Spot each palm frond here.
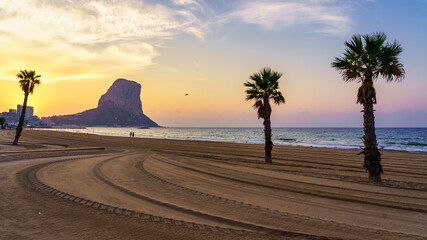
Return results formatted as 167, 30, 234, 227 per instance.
332, 32, 405, 103
272, 90, 285, 104
16, 69, 41, 95
379, 40, 405, 82
331, 57, 361, 82
364, 32, 386, 62
345, 34, 363, 55
244, 67, 285, 117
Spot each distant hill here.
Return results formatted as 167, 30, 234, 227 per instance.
45, 79, 159, 127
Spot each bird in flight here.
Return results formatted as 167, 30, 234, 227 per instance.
185, 93, 189, 96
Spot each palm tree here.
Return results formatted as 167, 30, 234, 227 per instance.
331, 32, 405, 182
13, 70, 41, 145
244, 68, 286, 163
0, 117, 5, 129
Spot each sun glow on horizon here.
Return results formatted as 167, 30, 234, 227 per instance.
1, 0, 426, 127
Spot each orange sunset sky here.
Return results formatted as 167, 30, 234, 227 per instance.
1, 0, 426, 127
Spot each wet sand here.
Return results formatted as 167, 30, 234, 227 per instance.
1, 129, 426, 239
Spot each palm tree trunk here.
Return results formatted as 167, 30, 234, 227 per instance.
13, 93, 28, 145
263, 98, 272, 163
362, 100, 382, 183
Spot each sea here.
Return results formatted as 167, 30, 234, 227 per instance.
39, 127, 427, 153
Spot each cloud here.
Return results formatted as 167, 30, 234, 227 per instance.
0, 0, 206, 82
223, 0, 351, 35
171, 0, 215, 40
171, 0, 215, 16
171, 0, 201, 8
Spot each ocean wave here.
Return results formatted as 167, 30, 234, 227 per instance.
403, 142, 427, 147
277, 138, 297, 142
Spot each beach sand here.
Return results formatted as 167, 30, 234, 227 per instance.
1, 129, 426, 239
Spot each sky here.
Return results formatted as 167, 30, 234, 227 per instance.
0, 0, 426, 127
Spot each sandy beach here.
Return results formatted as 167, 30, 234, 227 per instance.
1, 129, 426, 239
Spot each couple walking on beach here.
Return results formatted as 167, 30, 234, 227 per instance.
130, 131, 135, 137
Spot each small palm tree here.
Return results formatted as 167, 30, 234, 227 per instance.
13, 70, 41, 145
332, 32, 405, 182
244, 68, 285, 163
0, 117, 5, 129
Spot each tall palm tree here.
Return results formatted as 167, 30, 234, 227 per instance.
13, 70, 41, 145
331, 32, 405, 182
244, 68, 285, 163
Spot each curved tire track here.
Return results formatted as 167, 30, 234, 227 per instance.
150, 153, 427, 213
18, 151, 337, 240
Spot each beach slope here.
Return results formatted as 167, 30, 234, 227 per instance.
1, 130, 426, 239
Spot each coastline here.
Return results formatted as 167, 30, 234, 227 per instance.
1, 129, 426, 239
34, 127, 427, 153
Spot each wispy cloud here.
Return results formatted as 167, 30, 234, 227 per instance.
170, 0, 215, 40
222, 0, 351, 35
171, 0, 201, 9
0, 0, 207, 82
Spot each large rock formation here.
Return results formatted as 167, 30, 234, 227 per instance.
46, 79, 159, 127
98, 79, 143, 115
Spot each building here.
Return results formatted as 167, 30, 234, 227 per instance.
41, 117, 53, 126
9, 109, 17, 114
17, 105, 33, 118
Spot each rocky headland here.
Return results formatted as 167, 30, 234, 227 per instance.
45, 79, 159, 127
